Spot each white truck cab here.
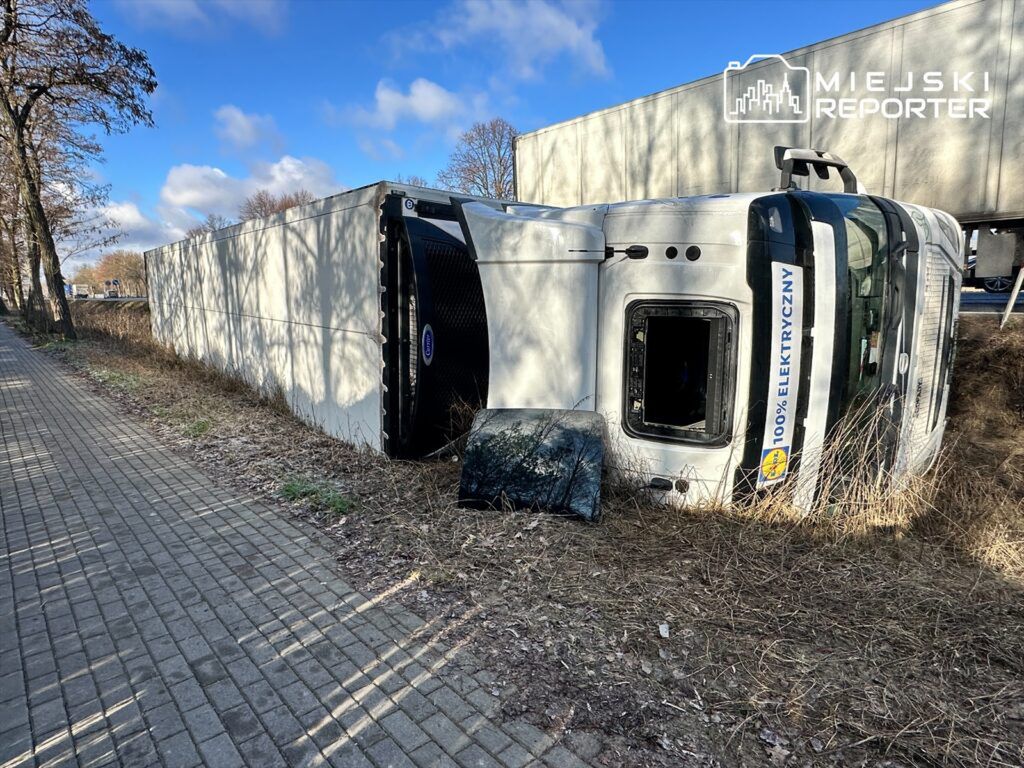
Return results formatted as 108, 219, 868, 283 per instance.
456, 148, 963, 511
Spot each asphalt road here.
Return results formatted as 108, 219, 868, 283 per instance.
960, 289, 1023, 314
73, 296, 145, 302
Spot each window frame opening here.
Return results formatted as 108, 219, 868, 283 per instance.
622, 300, 739, 446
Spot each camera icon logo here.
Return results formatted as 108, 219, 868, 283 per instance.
723, 54, 811, 124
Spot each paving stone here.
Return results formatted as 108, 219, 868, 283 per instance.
394, 688, 438, 723
242, 677, 284, 715
156, 729, 201, 768
157, 655, 192, 684
368, 736, 420, 768
189, 655, 228, 686
541, 746, 592, 768
204, 678, 245, 711
496, 741, 534, 768
225, 656, 262, 687
220, 702, 263, 744
0, 726, 35, 765
278, 680, 320, 717
237, 733, 288, 768
380, 710, 431, 752
327, 739, 377, 768
169, 679, 208, 712
27, 694, 65, 737
76, 729, 118, 767
198, 732, 245, 767
429, 687, 477, 725
462, 717, 512, 757
410, 742, 461, 768
144, 701, 186, 742
0, 323, 590, 768
281, 733, 326, 766
455, 744, 504, 768
259, 705, 305, 749
501, 721, 555, 755
305, 712, 347, 753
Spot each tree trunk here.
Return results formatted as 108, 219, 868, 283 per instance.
10, 244, 23, 308
26, 140, 75, 338
22, 212, 47, 329
4, 114, 75, 338
2, 192, 25, 310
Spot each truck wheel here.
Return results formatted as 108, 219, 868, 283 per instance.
983, 276, 1013, 293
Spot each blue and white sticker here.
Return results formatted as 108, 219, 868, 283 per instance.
421, 324, 434, 366
757, 263, 804, 488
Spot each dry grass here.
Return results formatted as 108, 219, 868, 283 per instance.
920, 316, 1024, 577
26, 305, 1024, 766
67, 299, 153, 345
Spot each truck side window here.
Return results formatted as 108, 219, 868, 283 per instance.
623, 301, 738, 446
824, 195, 890, 407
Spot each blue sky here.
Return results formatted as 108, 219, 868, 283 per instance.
85, 0, 936, 261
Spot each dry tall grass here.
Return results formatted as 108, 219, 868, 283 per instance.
68, 299, 153, 345
923, 315, 1024, 577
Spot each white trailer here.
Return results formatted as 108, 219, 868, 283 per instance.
146, 182, 493, 456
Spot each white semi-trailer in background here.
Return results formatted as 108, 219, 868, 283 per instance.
146, 149, 962, 519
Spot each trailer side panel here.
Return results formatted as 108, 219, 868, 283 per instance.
147, 184, 386, 449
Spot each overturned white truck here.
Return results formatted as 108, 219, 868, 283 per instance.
146, 148, 962, 520
456, 148, 964, 518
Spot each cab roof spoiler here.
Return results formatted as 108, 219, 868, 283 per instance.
774, 146, 860, 194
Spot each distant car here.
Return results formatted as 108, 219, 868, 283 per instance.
964, 253, 1019, 293
74, 292, 88, 299
105, 290, 119, 298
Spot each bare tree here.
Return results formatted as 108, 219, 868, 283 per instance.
394, 174, 430, 188
0, 146, 23, 308
437, 118, 517, 200
0, 0, 156, 337
238, 189, 277, 221
29, 103, 121, 265
89, 248, 144, 296
0, 91, 114, 318
238, 188, 315, 221
185, 213, 232, 239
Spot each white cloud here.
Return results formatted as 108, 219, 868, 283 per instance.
113, 0, 286, 35
214, 105, 282, 151
357, 137, 404, 161
85, 201, 191, 257
353, 78, 469, 130
210, 0, 286, 34
160, 155, 341, 219
434, 0, 606, 79
73, 155, 344, 264
161, 165, 245, 218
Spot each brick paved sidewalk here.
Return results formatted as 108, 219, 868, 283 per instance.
0, 322, 590, 768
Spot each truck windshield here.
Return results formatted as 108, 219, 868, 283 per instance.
825, 195, 891, 410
